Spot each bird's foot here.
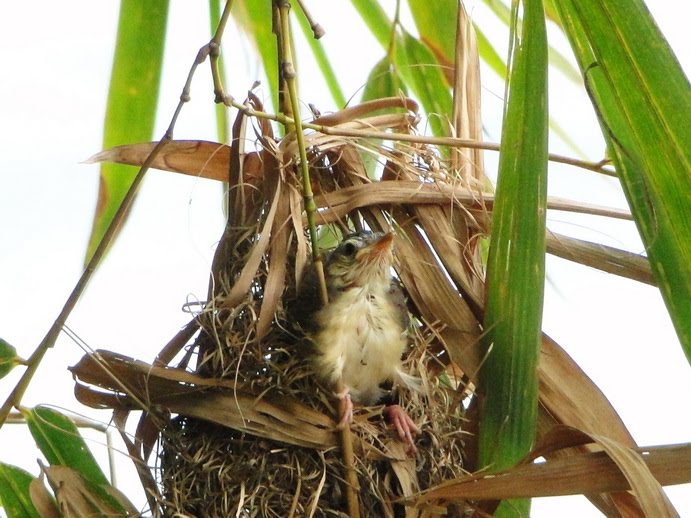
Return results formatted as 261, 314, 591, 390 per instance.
383, 404, 420, 455
335, 389, 353, 430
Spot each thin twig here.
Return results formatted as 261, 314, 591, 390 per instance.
0, 19, 217, 428
219, 97, 616, 176
295, 0, 325, 39
276, 2, 360, 516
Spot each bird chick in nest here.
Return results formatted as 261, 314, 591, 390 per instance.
294, 231, 422, 454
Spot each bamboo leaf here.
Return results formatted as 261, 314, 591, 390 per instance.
362, 56, 408, 102
21, 407, 109, 488
0, 463, 40, 518
84, 0, 169, 265
351, 0, 451, 136
478, 0, 548, 515
0, 338, 24, 380
552, 0, 691, 361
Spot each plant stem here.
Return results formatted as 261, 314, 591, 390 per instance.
0, 26, 218, 429
276, 2, 360, 516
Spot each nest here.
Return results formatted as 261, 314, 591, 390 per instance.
72, 94, 487, 516
158, 302, 469, 516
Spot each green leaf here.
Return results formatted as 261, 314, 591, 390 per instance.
393, 30, 452, 137
85, 0, 169, 265
478, 0, 548, 513
22, 407, 109, 487
552, 0, 691, 362
0, 463, 40, 518
362, 56, 408, 102
350, 0, 390, 46
359, 56, 408, 177
351, 0, 452, 136
0, 338, 24, 379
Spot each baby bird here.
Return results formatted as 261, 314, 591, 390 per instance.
294, 231, 421, 453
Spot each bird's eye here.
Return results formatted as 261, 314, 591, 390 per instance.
342, 242, 357, 257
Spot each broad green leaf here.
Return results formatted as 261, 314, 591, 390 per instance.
0, 463, 40, 518
85, 0, 169, 265
0, 338, 24, 379
295, 8, 347, 109
22, 407, 109, 487
359, 56, 408, 177
478, 0, 548, 514
552, 0, 691, 361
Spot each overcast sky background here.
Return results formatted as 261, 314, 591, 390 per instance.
0, 1, 689, 516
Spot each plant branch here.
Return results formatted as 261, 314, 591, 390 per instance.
276, 2, 359, 516
0, 29, 212, 429
219, 96, 615, 176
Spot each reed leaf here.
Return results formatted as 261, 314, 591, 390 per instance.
478, 0, 548, 515
84, 0, 168, 265
552, 0, 691, 362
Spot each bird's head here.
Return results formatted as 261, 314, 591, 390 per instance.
324, 231, 395, 292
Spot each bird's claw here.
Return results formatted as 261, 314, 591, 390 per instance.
383, 404, 420, 455
335, 391, 353, 430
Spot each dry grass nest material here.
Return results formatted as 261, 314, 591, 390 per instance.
73, 95, 486, 516
159, 296, 469, 517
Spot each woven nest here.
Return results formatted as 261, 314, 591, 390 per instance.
159, 300, 469, 516
151, 96, 484, 517
72, 94, 487, 516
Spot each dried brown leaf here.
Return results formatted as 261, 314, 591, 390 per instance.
311, 96, 419, 126
416, 427, 689, 513
547, 231, 654, 285
29, 477, 60, 518
86, 140, 232, 182
71, 351, 337, 450
40, 463, 138, 517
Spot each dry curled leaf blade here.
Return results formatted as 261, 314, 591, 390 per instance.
415, 426, 689, 513
71, 351, 337, 450
86, 140, 234, 182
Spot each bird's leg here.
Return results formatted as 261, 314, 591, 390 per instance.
383, 404, 420, 455
335, 387, 354, 430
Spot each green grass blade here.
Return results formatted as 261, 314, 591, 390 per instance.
84, 0, 169, 265
478, 0, 548, 514
350, 0, 390, 46
351, 0, 452, 136
0, 463, 40, 518
553, 0, 691, 361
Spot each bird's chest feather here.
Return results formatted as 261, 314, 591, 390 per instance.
314, 286, 406, 404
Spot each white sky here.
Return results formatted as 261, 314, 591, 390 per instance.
0, 1, 689, 516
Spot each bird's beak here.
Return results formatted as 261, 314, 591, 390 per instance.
356, 232, 394, 263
